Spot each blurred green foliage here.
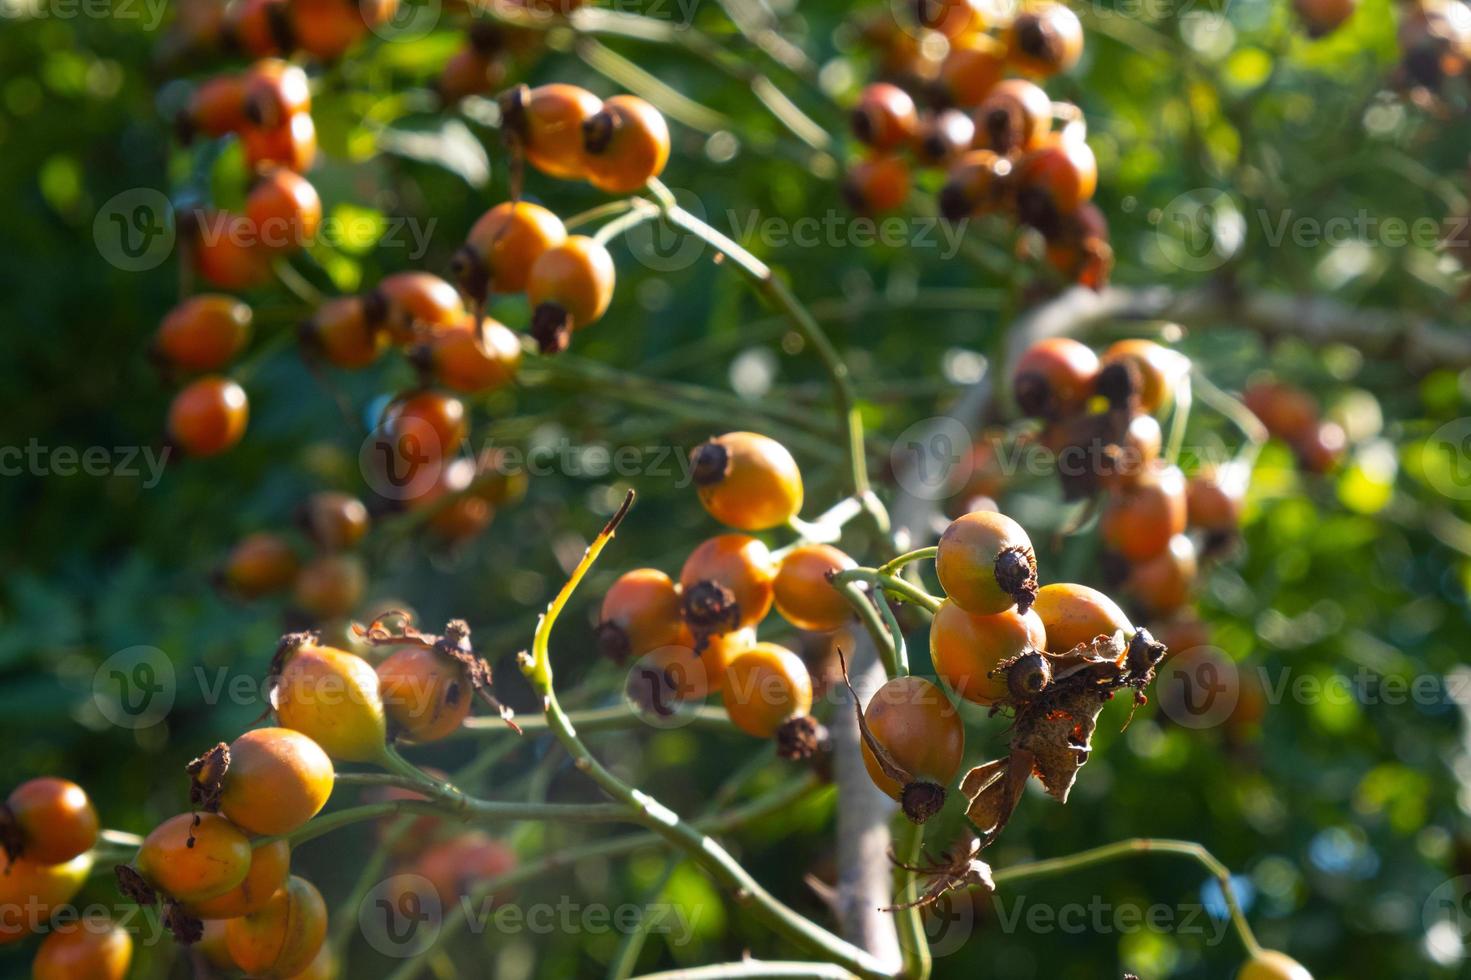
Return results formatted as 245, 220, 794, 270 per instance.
2, 0, 1471, 977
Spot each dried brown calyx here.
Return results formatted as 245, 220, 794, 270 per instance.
354, 613, 521, 734
993, 546, 1038, 613
186, 742, 231, 814
967, 630, 1165, 839
595, 621, 633, 664
1095, 359, 1141, 413
450, 245, 489, 306
1013, 13, 1065, 67
581, 109, 618, 155
776, 714, 828, 762
886, 832, 995, 911
900, 630, 1167, 909
163, 902, 204, 945
690, 441, 730, 487
530, 303, 573, 355
114, 865, 157, 907
681, 580, 740, 643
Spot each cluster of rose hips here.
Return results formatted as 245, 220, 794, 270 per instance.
1244, 376, 1347, 475
595, 431, 857, 758
6, 623, 516, 977
153, 294, 254, 457
0, 778, 128, 977
167, 0, 399, 63
435, 22, 543, 107
1395, 0, 1471, 99
178, 58, 322, 286
1002, 336, 1244, 637
847, 0, 1110, 289
219, 490, 370, 623
157, 75, 669, 467
863, 508, 1164, 823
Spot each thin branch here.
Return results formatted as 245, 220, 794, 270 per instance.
1009, 283, 1471, 374
989, 837, 1263, 959
518, 495, 896, 980
383, 775, 829, 980
651, 182, 887, 532
631, 963, 860, 979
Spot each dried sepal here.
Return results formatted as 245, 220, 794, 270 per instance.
353, 613, 521, 733
186, 742, 231, 813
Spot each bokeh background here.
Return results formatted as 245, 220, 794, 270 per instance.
3, 0, 1471, 976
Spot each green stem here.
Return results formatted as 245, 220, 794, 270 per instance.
877, 547, 937, 578
607, 859, 680, 980
383, 775, 827, 980
990, 838, 1263, 959
1192, 366, 1268, 471
630, 964, 859, 979
517, 494, 894, 979
833, 569, 942, 615
831, 577, 900, 680
778, 496, 865, 554
1165, 374, 1193, 467
98, 828, 144, 849
892, 819, 931, 980
565, 198, 642, 231
276, 796, 632, 848
459, 701, 734, 735
592, 201, 661, 246
576, 37, 732, 134
649, 179, 887, 534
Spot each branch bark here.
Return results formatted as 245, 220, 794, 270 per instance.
831, 632, 902, 970
1008, 283, 1471, 373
